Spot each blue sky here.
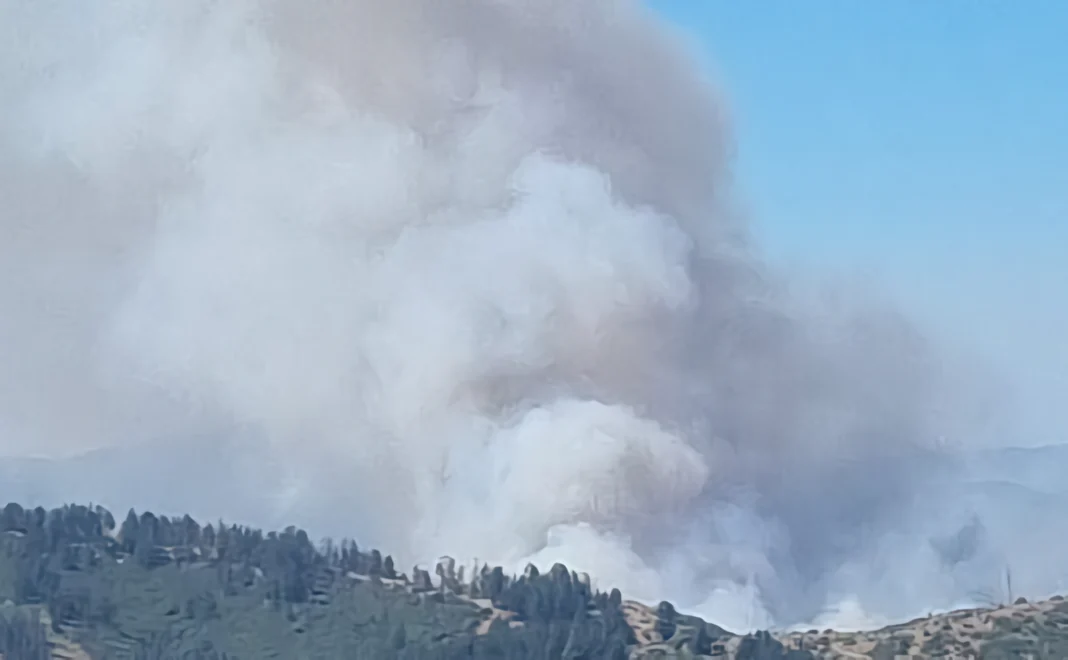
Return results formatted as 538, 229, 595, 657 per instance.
651, 1, 1067, 446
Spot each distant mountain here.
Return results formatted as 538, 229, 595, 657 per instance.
962, 443, 1068, 496
7, 440, 1066, 522
0, 435, 274, 527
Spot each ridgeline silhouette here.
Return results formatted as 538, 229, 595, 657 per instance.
0, 501, 744, 659
4, 501, 1068, 659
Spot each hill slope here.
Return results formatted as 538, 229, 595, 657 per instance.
2, 502, 1067, 659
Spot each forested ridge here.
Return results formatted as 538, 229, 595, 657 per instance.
5, 502, 1068, 659
0, 501, 787, 659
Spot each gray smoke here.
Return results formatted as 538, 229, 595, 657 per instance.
0, 0, 1040, 630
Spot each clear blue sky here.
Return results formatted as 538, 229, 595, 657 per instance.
650, 1, 1067, 446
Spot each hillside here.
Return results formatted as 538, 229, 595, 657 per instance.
2, 502, 1067, 659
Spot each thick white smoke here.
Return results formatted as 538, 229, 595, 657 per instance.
0, 0, 1041, 631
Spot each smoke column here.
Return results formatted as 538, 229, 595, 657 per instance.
0, 0, 1021, 629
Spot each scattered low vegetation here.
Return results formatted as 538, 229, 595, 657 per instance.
2, 501, 1066, 659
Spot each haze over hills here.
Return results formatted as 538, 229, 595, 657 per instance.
4, 499, 1068, 659
1, 0, 1062, 639
5, 440, 1068, 636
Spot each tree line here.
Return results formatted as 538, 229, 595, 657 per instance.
3, 501, 733, 659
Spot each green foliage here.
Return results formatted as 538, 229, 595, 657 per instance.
0, 603, 51, 659
0, 501, 665, 659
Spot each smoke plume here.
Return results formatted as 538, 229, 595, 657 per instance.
0, 0, 1030, 630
